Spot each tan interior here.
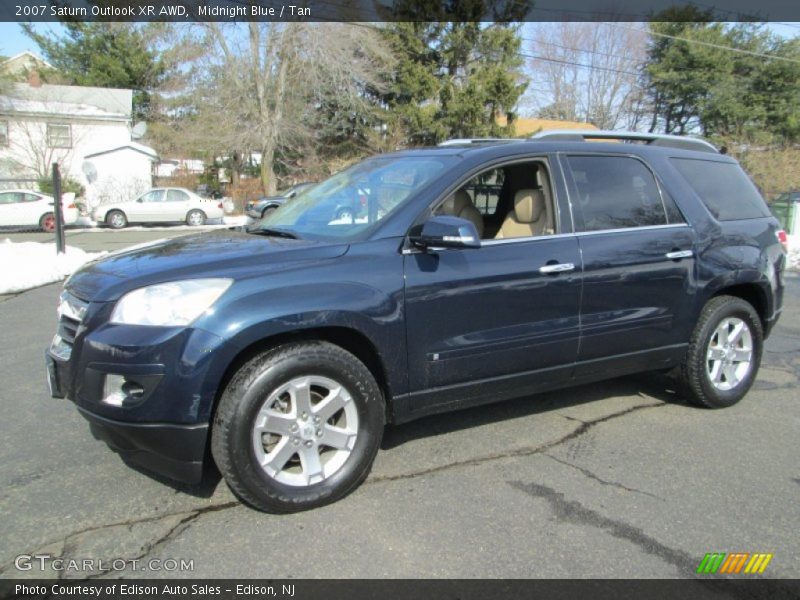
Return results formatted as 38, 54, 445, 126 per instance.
440, 190, 485, 238
495, 189, 553, 239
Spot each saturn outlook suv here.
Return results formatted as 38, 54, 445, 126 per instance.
46, 131, 786, 512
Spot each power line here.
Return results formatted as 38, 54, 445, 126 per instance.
605, 23, 800, 65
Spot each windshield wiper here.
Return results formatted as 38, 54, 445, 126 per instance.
250, 227, 300, 239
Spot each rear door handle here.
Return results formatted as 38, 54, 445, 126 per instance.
539, 262, 575, 274
665, 250, 693, 260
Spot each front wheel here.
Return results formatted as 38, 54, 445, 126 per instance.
677, 295, 763, 408
186, 209, 206, 226
211, 341, 384, 512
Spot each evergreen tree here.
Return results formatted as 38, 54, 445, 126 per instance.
382, 2, 528, 146
22, 23, 166, 121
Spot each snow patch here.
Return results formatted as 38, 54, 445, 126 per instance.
0, 240, 106, 294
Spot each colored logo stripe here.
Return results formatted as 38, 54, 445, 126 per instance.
697, 553, 726, 574
744, 554, 774, 574
719, 553, 749, 574
697, 552, 773, 574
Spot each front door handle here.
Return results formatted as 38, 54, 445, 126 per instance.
665, 250, 693, 260
539, 262, 576, 274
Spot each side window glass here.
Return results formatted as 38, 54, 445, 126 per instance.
166, 189, 189, 202
659, 186, 685, 224
567, 156, 667, 231
461, 169, 504, 216
0, 193, 18, 204
140, 190, 165, 203
23, 193, 41, 203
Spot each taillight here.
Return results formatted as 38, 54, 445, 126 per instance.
776, 230, 789, 253
67, 203, 76, 209
217, 202, 223, 209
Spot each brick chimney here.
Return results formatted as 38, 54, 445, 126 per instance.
28, 70, 42, 88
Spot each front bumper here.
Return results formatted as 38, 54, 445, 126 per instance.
78, 406, 208, 484
46, 296, 235, 484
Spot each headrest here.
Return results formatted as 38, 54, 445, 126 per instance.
441, 190, 474, 216
514, 189, 545, 223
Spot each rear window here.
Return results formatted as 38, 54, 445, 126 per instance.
671, 158, 769, 220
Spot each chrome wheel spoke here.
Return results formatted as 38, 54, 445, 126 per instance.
322, 424, 356, 450
722, 364, 739, 386
290, 378, 313, 415
707, 347, 726, 360
314, 387, 348, 421
709, 360, 723, 383
299, 446, 324, 483
733, 349, 752, 362
262, 437, 296, 472
254, 410, 294, 436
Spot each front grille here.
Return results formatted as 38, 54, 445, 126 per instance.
52, 291, 89, 359
58, 315, 80, 344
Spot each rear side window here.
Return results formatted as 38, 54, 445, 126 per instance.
566, 155, 669, 231
671, 158, 769, 220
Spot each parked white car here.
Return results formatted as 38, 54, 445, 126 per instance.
93, 188, 225, 229
0, 189, 78, 232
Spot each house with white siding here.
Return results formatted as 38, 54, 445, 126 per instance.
0, 72, 158, 208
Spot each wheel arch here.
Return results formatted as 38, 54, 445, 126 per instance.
704, 275, 771, 332
210, 326, 393, 426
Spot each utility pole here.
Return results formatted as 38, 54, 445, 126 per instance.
52, 163, 65, 254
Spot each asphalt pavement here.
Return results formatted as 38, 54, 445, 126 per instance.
0, 229, 798, 580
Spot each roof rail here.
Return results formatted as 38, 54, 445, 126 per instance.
437, 138, 522, 147
529, 129, 719, 154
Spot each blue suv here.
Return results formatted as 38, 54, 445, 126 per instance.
46, 131, 787, 512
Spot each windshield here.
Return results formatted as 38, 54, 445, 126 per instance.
254, 156, 452, 241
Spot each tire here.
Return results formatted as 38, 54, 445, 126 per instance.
677, 295, 763, 408
261, 206, 277, 219
106, 210, 127, 229
211, 341, 384, 512
186, 209, 207, 226
39, 212, 55, 233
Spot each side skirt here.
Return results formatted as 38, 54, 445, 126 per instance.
390, 344, 687, 425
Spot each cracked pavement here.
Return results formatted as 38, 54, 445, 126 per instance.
0, 237, 798, 578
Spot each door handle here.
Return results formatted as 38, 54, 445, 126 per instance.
665, 250, 693, 260
539, 262, 576, 274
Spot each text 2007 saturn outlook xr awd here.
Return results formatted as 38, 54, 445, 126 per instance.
46, 131, 786, 512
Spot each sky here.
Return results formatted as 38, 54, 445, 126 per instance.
1, 22, 799, 58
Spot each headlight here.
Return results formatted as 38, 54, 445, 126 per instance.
110, 278, 232, 326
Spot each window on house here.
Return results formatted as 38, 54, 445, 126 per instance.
47, 124, 72, 148
0, 121, 8, 146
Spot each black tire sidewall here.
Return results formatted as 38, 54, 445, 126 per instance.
694, 299, 763, 408
218, 345, 383, 510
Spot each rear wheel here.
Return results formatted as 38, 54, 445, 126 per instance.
39, 213, 55, 233
106, 210, 127, 229
677, 295, 763, 408
186, 209, 206, 226
211, 341, 384, 512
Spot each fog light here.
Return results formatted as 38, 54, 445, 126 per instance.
103, 374, 145, 407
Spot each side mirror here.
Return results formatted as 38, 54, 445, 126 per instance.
410, 216, 481, 250
136, 197, 144, 203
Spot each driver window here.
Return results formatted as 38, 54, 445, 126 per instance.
432, 160, 557, 240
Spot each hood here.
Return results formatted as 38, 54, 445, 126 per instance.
67, 228, 348, 302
